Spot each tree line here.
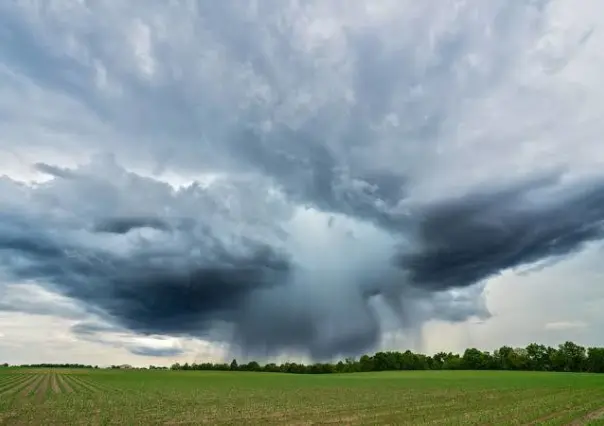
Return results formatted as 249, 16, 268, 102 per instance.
2, 363, 97, 369
3, 341, 604, 374
169, 341, 604, 374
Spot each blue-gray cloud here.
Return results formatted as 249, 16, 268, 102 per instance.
128, 346, 184, 358
1, 0, 604, 359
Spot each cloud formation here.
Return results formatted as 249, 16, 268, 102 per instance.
1, 0, 604, 359
400, 174, 604, 291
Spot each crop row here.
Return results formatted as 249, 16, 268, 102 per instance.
0, 371, 120, 401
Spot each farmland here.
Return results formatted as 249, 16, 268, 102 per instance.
1, 369, 604, 425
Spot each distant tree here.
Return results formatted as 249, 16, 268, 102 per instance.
432, 352, 447, 370
552, 341, 586, 372
462, 348, 492, 370
359, 355, 374, 372
373, 352, 394, 371
245, 361, 261, 372
442, 353, 463, 370
525, 343, 550, 371
462, 348, 480, 370
263, 363, 280, 373
586, 347, 604, 373
57, 340, 604, 376
399, 350, 420, 370
493, 346, 513, 370
344, 358, 359, 372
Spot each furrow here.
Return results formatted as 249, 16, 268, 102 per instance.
0, 374, 38, 396
0, 374, 39, 397
56, 374, 73, 393
69, 375, 118, 394
50, 373, 61, 394
19, 374, 45, 398
0, 374, 31, 392
566, 406, 604, 425
62, 375, 88, 394
34, 373, 51, 402
69, 375, 108, 394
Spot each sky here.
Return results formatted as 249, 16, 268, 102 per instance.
1, 0, 604, 367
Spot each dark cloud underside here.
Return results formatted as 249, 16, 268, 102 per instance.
1, 1, 604, 359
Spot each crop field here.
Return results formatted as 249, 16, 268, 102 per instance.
1, 369, 604, 425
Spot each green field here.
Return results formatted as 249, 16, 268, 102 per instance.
1, 369, 604, 425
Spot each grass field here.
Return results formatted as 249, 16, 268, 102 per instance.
1, 369, 604, 425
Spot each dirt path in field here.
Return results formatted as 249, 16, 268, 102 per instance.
566, 407, 604, 425
523, 405, 584, 426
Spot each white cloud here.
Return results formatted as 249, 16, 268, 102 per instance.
128, 19, 155, 78
545, 321, 588, 331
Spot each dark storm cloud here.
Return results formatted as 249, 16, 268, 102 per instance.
2, 0, 604, 360
232, 280, 384, 360
4, 166, 604, 360
0, 208, 291, 339
235, 126, 408, 233
128, 346, 184, 357
94, 217, 170, 234
399, 176, 604, 291
71, 321, 121, 336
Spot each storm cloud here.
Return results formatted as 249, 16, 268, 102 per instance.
2, 0, 604, 359
2, 159, 604, 359
400, 176, 604, 291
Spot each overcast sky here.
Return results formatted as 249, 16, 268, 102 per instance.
2, 0, 604, 367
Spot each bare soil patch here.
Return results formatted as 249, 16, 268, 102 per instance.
19, 374, 45, 398
50, 373, 61, 394
34, 374, 50, 402
566, 407, 604, 425
56, 374, 74, 393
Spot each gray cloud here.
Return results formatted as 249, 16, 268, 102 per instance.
400, 175, 604, 291
128, 346, 184, 357
71, 321, 121, 337
93, 217, 171, 234
2, 160, 604, 360
0, 206, 291, 340
0, 158, 475, 359
33, 162, 77, 180
1, 1, 604, 360
70, 321, 185, 357
0, 284, 87, 320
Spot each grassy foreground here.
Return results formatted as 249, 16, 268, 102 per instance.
1, 369, 604, 425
